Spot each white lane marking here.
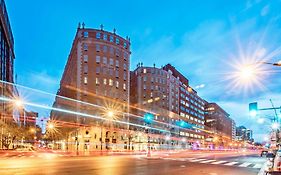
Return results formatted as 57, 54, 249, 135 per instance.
200, 160, 217, 163
190, 159, 207, 162
224, 162, 239, 166
239, 162, 252, 167
180, 165, 186, 168
211, 161, 227, 165
186, 158, 196, 160
253, 164, 263, 169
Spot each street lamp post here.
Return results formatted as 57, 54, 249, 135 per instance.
100, 111, 114, 154
144, 113, 154, 157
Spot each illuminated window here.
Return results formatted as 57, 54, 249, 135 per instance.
84, 77, 88, 84
116, 81, 119, 88
83, 55, 88, 62
123, 83, 126, 90
103, 78, 107, 85
95, 78, 99, 85
143, 69, 147, 73
109, 79, 113, 86
143, 84, 146, 90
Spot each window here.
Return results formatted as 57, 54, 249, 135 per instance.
143, 69, 147, 73
116, 38, 120, 44
116, 60, 119, 67
110, 47, 114, 55
123, 83, 126, 90
144, 84, 146, 90
109, 69, 113, 76
103, 34, 107, 41
143, 76, 147, 81
124, 52, 128, 60
84, 31, 88, 38
109, 58, 114, 66
96, 78, 100, 85
123, 42, 127, 49
84, 44, 88, 51
84, 77, 88, 84
116, 70, 119, 78
116, 49, 120, 57
96, 56, 100, 63
109, 79, 113, 86
103, 78, 107, 85
96, 67, 100, 74
83, 55, 88, 62
110, 35, 114, 42
123, 63, 127, 70
103, 57, 107, 64
96, 44, 100, 52
116, 81, 119, 88
103, 45, 107, 53
96, 32, 101, 39
84, 65, 88, 74
124, 72, 127, 80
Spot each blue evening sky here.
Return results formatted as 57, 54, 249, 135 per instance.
6, 0, 281, 141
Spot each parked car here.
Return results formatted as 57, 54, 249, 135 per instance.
15, 144, 35, 151
262, 150, 269, 157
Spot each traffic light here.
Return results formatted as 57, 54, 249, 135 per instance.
144, 113, 154, 124
249, 102, 258, 117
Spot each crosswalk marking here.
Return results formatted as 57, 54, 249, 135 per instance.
211, 161, 227, 165
190, 158, 207, 162
239, 162, 252, 167
253, 164, 263, 169
200, 160, 216, 163
224, 162, 239, 166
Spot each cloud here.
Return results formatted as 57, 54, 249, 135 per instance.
195, 84, 205, 89
261, 5, 270, 16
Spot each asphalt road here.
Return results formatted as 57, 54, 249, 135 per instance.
0, 150, 266, 175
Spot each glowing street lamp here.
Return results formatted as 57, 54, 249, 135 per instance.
107, 111, 114, 118
48, 123, 54, 129
13, 98, 24, 108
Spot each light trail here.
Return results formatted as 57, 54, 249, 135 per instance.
0, 96, 171, 133
0, 80, 206, 135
